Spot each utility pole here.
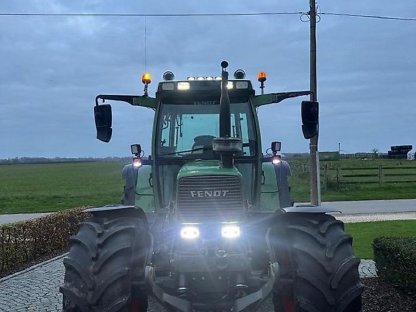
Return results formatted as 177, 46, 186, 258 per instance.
309, 0, 321, 205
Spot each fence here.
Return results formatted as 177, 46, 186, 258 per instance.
321, 165, 416, 188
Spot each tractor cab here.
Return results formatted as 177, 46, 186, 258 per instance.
93, 62, 317, 214
152, 70, 261, 216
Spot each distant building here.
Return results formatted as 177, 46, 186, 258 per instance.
319, 152, 340, 161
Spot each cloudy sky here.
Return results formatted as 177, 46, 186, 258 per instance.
1, 0, 415, 158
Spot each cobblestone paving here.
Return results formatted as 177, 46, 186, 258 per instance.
0, 255, 377, 312
0, 255, 64, 312
359, 259, 378, 278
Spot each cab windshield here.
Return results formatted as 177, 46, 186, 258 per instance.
157, 101, 256, 158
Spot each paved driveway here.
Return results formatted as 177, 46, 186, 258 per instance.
0, 199, 413, 311
0, 254, 377, 312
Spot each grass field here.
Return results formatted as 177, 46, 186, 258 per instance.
1, 158, 416, 214
345, 220, 416, 259
0, 162, 125, 213
0, 161, 414, 259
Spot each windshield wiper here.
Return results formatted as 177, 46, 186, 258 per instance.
159, 146, 210, 156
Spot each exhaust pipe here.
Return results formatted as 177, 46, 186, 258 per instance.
219, 61, 231, 138
214, 61, 243, 168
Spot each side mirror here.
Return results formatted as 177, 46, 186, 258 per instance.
94, 104, 112, 142
271, 141, 281, 154
301, 101, 319, 139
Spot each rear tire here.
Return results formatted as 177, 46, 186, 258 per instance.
269, 213, 363, 312
60, 215, 150, 312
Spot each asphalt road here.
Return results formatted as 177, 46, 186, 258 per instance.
321, 199, 416, 214
1, 199, 415, 225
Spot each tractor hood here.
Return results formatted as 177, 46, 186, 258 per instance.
176, 160, 245, 222
177, 160, 242, 179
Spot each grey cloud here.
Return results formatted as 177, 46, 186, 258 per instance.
1, 0, 416, 157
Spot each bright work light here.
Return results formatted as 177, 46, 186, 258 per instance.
178, 82, 190, 90
272, 156, 281, 165
133, 157, 142, 168
180, 225, 200, 239
221, 224, 241, 239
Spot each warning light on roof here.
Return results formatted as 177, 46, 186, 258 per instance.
142, 72, 152, 84
257, 71, 267, 83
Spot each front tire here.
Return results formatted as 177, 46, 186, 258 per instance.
269, 213, 363, 312
60, 214, 150, 312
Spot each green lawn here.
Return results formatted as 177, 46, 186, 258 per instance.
0, 161, 414, 260
0, 162, 125, 214
2, 159, 416, 214
345, 220, 416, 259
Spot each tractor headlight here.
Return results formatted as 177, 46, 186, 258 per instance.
272, 156, 281, 165
221, 224, 241, 239
133, 157, 142, 168
180, 225, 200, 240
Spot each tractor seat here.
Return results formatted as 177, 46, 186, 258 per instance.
192, 135, 215, 157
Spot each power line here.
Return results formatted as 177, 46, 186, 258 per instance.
0, 11, 415, 22
321, 12, 416, 21
0, 12, 302, 17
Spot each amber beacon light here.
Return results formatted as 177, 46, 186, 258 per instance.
142, 72, 152, 96
257, 71, 267, 94
257, 71, 267, 83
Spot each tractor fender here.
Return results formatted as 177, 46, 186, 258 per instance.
85, 205, 148, 223
281, 204, 341, 214
122, 164, 139, 205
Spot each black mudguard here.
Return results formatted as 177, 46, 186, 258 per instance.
281, 204, 341, 214
85, 205, 148, 223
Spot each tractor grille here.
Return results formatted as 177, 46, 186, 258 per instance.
177, 175, 244, 222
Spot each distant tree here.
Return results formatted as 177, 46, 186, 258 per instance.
371, 148, 379, 158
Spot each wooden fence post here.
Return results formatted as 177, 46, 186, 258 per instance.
379, 165, 383, 186
336, 167, 340, 187
323, 164, 328, 190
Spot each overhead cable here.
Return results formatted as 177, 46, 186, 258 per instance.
0, 11, 415, 22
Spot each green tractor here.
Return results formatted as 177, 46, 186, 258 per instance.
60, 61, 363, 312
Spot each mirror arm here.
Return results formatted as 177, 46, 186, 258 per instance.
95, 94, 157, 109
253, 91, 312, 107
95, 95, 135, 106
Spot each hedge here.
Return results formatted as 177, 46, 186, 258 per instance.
0, 208, 90, 278
373, 236, 416, 296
